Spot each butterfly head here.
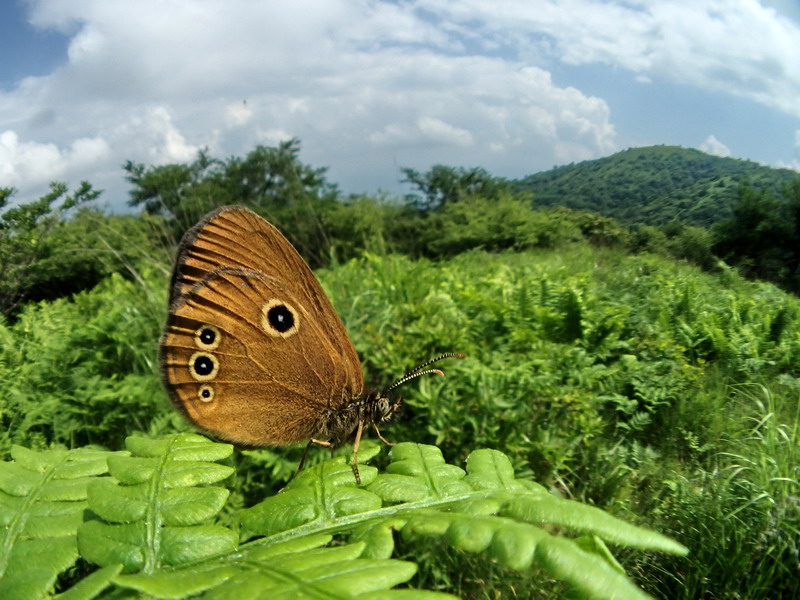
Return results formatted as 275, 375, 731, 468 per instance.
366, 351, 466, 429
320, 352, 464, 449
370, 390, 404, 424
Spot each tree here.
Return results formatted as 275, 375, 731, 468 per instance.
223, 139, 334, 209
124, 149, 225, 228
0, 182, 101, 317
401, 165, 515, 210
125, 139, 341, 266
713, 180, 800, 293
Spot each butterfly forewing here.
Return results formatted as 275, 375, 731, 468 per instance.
160, 206, 364, 447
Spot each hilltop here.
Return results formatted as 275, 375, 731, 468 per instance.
514, 145, 797, 226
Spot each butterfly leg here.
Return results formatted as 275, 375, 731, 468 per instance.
351, 419, 364, 485
296, 440, 314, 475
296, 438, 332, 477
298, 435, 364, 485
373, 424, 395, 447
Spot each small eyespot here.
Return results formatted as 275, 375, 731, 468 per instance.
198, 384, 215, 403
261, 299, 299, 338
195, 325, 220, 350
189, 352, 219, 381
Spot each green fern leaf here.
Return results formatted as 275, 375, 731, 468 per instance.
350, 518, 406, 559
375, 443, 473, 499
463, 447, 546, 492
241, 458, 384, 537
0, 446, 123, 600
30, 436, 685, 599
238, 442, 686, 600
358, 592, 459, 600
112, 535, 441, 599
77, 433, 236, 574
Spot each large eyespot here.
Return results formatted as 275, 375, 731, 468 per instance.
194, 325, 220, 350
198, 384, 215, 403
261, 299, 299, 338
189, 352, 219, 381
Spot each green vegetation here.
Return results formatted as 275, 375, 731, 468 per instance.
516, 145, 797, 226
124, 138, 341, 267
1, 141, 799, 598
713, 179, 800, 294
0, 183, 173, 320
1, 182, 100, 316
1, 435, 684, 599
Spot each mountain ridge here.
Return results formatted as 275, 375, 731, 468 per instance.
514, 145, 797, 226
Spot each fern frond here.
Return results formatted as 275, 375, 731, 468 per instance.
34, 436, 685, 599
0, 445, 125, 600
77, 433, 236, 574
115, 537, 446, 599
69, 435, 449, 598
236, 443, 686, 600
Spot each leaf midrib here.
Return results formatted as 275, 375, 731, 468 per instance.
142, 438, 174, 573
0, 453, 67, 578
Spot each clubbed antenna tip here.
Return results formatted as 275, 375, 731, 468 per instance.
386, 353, 464, 392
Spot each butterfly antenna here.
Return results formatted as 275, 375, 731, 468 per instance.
386, 352, 465, 392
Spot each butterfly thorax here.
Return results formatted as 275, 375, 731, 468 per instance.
315, 391, 402, 450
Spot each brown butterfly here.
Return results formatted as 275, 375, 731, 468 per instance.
159, 205, 461, 483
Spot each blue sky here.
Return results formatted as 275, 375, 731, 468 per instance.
1, 0, 799, 209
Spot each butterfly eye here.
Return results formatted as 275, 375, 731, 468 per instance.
198, 384, 215, 403
194, 325, 221, 350
261, 299, 299, 338
189, 352, 219, 381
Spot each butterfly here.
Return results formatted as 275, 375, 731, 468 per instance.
159, 205, 461, 482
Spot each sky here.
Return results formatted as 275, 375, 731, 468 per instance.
1, 0, 799, 210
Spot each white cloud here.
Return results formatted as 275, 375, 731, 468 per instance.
0, 130, 110, 189
773, 130, 800, 171
0, 0, 619, 204
121, 106, 199, 164
369, 115, 474, 148
417, 117, 474, 147
256, 127, 295, 147
225, 101, 253, 127
699, 134, 731, 157
419, 0, 800, 119
1, 0, 796, 206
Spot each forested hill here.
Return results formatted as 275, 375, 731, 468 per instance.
514, 145, 797, 226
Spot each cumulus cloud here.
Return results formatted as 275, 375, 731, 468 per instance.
116, 106, 199, 164
774, 129, 800, 171
0, 0, 796, 205
419, 0, 800, 119
225, 101, 254, 128
0, 0, 620, 203
0, 130, 109, 189
699, 134, 732, 157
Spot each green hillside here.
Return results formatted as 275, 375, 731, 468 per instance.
515, 145, 797, 226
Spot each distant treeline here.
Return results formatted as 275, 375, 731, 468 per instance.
2, 139, 800, 319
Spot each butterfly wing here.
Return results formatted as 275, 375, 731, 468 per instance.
159, 206, 364, 447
